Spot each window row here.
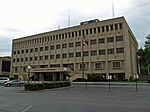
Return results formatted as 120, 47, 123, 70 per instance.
13, 36, 123, 55
13, 48, 124, 62
13, 23, 123, 46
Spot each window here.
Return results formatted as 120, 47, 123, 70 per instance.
93, 28, 96, 33
95, 63, 103, 69
91, 39, 97, 45
30, 57, 33, 61
112, 61, 121, 68
79, 31, 81, 36
50, 55, 54, 59
56, 44, 61, 49
91, 50, 97, 56
98, 38, 105, 44
69, 43, 74, 47
21, 58, 23, 62
99, 49, 105, 55
62, 34, 64, 39
107, 48, 114, 54
107, 37, 114, 43
69, 53, 74, 58
14, 51, 16, 55
102, 26, 105, 32
116, 36, 123, 41
26, 49, 28, 53
82, 30, 85, 36
35, 48, 38, 52
40, 56, 43, 60
35, 57, 38, 61
45, 46, 49, 51
68, 33, 71, 38
119, 23, 123, 29
90, 29, 92, 34
116, 47, 124, 53
17, 58, 19, 62
50, 45, 54, 50
83, 51, 89, 56
62, 44, 67, 48
22, 50, 24, 54
76, 42, 81, 47
115, 24, 118, 30
80, 63, 86, 70
106, 26, 109, 32
56, 54, 60, 59
75, 31, 78, 37
65, 33, 67, 38
30, 49, 33, 53
98, 27, 100, 33
76, 52, 81, 57
110, 25, 113, 31
17, 50, 20, 54
25, 57, 28, 61
13, 59, 15, 62
86, 29, 88, 35
62, 53, 67, 58
45, 55, 48, 60
40, 47, 43, 51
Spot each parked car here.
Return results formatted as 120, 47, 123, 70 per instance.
4, 79, 24, 87
0, 77, 10, 84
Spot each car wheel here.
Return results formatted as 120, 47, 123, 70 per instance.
7, 83, 10, 87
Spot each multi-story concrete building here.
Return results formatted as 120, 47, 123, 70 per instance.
11, 16, 138, 81
0, 56, 11, 77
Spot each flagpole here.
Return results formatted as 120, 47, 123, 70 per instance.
82, 36, 84, 82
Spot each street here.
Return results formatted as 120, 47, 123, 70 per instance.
0, 84, 150, 112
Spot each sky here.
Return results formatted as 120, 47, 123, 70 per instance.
0, 0, 150, 56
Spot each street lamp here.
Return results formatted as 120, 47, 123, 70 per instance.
27, 66, 32, 84
134, 74, 139, 91
108, 75, 112, 91
84, 74, 88, 90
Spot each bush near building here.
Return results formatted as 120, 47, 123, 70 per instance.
87, 73, 105, 82
24, 81, 71, 91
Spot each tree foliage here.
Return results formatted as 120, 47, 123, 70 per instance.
138, 34, 150, 74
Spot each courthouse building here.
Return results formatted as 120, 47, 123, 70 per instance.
11, 16, 138, 81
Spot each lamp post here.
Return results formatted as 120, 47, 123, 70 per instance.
27, 66, 32, 84
66, 76, 69, 90
108, 75, 112, 91
84, 74, 88, 90
134, 74, 139, 91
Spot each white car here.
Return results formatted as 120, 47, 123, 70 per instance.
0, 77, 10, 84
4, 79, 24, 87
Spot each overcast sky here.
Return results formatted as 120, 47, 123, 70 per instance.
0, 0, 150, 56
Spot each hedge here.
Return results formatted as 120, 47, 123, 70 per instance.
24, 81, 71, 91
25, 83, 45, 91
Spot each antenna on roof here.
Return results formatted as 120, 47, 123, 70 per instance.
68, 10, 70, 27
112, 0, 115, 18
58, 24, 60, 29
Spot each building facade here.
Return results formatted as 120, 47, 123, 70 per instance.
0, 56, 11, 77
11, 17, 138, 81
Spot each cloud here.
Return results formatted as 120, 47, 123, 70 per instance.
0, 0, 150, 56
0, 36, 11, 56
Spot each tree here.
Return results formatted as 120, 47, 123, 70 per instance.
138, 34, 150, 74
145, 34, 150, 48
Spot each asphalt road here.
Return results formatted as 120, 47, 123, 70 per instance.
0, 84, 150, 112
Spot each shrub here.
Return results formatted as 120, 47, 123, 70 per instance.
25, 83, 45, 91
24, 81, 71, 91
87, 73, 105, 82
